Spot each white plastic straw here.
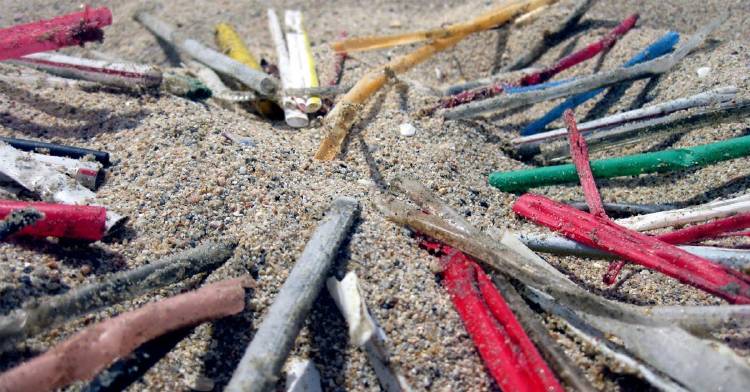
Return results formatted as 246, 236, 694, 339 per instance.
268, 9, 309, 128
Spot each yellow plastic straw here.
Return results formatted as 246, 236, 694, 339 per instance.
214, 23, 278, 117
315, 0, 555, 160
331, 0, 558, 53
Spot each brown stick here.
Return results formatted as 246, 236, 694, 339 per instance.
0, 277, 250, 392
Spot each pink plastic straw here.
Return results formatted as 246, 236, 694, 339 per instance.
0, 277, 250, 392
0, 6, 112, 61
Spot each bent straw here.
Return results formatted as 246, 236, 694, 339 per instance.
512, 86, 738, 146
226, 198, 359, 392
9, 52, 163, 90
442, 29, 685, 120
513, 194, 750, 304
489, 135, 750, 192
0, 242, 236, 343
0, 6, 112, 61
134, 12, 278, 96
0, 277, 249, 392
331, 0, 558, 53
502, 0, 597, 72
268, 9, 309, 127
378, 182, 750, 390
327, 272, 413, 392
0, 207, 42, 241
315, 0, 554, 160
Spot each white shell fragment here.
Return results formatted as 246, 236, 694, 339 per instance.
285, 358, 322, 392
398, 123, 417, 137
696, 66, 711, 78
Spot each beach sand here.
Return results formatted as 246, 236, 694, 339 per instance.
1, 0, 749, 390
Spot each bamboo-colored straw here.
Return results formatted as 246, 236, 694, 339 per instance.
331, 0, 558, 53
315, 0, 555, 160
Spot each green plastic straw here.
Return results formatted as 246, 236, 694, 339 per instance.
489, 135, 750, 192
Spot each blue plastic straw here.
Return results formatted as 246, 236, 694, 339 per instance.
519, 32, 681, 136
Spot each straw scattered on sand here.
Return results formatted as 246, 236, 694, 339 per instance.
1, 0, 749, 390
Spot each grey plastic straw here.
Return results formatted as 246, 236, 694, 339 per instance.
568, 201, 678, 217
443, 15, 723, 120
0, 208, 43, 241
519, 233, 750, 270
539, 99, 750, 163
0, 241, 236, 343
134, 12, 278, 96
226, 197, 360, 392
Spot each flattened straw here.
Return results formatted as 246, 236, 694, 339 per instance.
134, 12, 278, 96
226, 198, 359, 392
331, 0, 559, 53
564, 110, 606, 218
327, 272, 413, 391
285, 11, 322, 113
268, 9, 309, 128
0, 277, 250, 392
512, 86, 738, 146
502, 0, 597, 72
0, 208, 43, 241
315, 0, 555, 160
0, 241, 236, 343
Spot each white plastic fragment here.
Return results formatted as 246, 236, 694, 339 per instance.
398, 123, 417, 137
327, 272, 413, 392
285, 358, 322, 392
696, 66, 711, 78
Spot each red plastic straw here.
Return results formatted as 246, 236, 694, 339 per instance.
519, 14, 639, 86
425, 240, 563, 392
565, 110, 607, 219
513, 193, 750, 304
0, 6, 112, 61
605, 213, 750, 283
436, 13, 638, 111
0, 200, 106, 241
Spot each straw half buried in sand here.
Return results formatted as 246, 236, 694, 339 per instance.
315, 0, 556, 160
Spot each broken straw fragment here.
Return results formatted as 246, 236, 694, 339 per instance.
285, 10, 322, 113
512, 194, 750, 303
327, 272, 413, 392
0, 241, 236, 343
0, 6, 112, 61
0, 277, 249, 392
134, 12, 278, 96
620, 193, 750, 231
330, 0, 559, 52
315, 0, 555, 160
226, 198, 359, 392
490, 135, 750, 192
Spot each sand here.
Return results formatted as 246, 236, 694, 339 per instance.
1, 0, 749, 391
